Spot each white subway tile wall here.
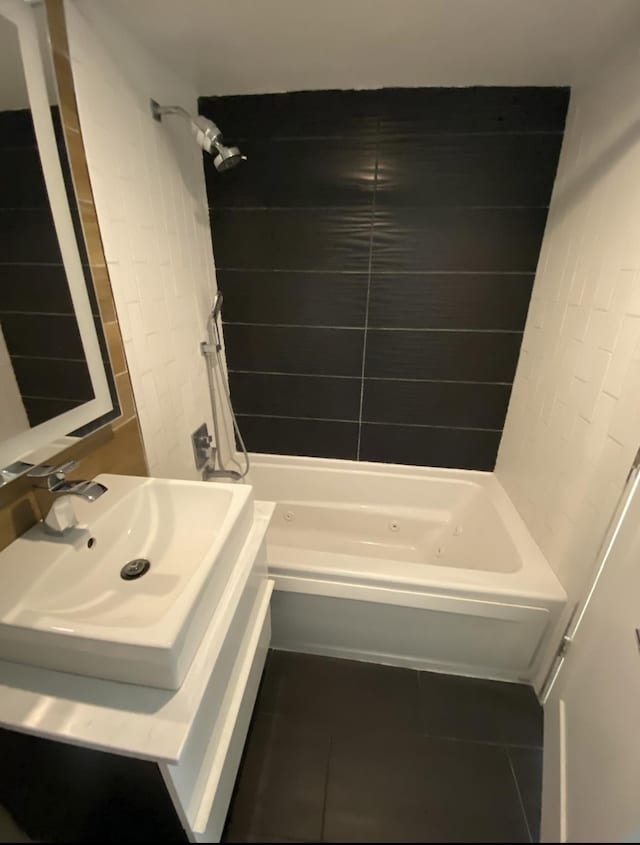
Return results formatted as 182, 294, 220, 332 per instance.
497, 45, 640, 606
63, 0, 224, 479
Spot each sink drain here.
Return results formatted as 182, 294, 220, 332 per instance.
120, 558, 151, 580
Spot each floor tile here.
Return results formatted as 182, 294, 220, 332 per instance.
509, 747, 543, 842
418, 671, 543, 747
224, 711, 330, 843
324, 732, 530, 842
256, 650, 421, 735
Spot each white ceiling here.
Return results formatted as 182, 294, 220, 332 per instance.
103, 0, 640, 95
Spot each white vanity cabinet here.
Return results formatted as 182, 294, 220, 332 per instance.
0, 500, 275, 843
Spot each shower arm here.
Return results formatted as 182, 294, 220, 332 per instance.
150, 99, 246, 172
151, 103, 191, 122
151, 101, 217, 138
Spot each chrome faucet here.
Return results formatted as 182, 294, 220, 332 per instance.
29, 461, 108, 535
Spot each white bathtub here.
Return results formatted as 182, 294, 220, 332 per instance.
247, 454, 566, 683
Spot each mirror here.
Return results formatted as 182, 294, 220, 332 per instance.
0, 0, 116, 484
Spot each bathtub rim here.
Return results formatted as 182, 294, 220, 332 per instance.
247, 452, 566, 606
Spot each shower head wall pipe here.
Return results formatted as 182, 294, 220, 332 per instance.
150, 99, 246, 172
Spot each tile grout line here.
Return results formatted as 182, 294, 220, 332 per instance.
418, 726, 543, 752
228, 369, 514, 386
216, 268, 536, 276
224, 321, 524, 334
356, 123, 379, 460
210, 204, 551, 211
235, 412, 504, 432
507, 746, 534, 843
205, 131, 566, 142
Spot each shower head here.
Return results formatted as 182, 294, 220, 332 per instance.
191, 115, 246, 172
150, 99, 246, 173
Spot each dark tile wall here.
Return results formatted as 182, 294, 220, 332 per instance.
201, 87, 569, 470
0, 107, 110, 428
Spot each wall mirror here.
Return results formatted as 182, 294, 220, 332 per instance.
0, 0, 117, 486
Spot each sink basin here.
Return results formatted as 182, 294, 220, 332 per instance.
0, 474, 253, 689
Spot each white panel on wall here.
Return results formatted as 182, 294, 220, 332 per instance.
496, 43, 640, 607
64, 0, 233, 479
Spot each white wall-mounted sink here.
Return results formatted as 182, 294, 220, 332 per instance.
0, 474, 254, 689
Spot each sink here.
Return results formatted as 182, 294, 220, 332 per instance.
0, 474, 254, 689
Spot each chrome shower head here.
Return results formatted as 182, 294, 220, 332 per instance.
190, 115, 246, 172
150, 99, 246, 173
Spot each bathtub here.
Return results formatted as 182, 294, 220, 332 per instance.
246, 454, 566, 683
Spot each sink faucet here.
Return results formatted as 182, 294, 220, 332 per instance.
29, 461, 108, 535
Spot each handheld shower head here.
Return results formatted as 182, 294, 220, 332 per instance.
211, 291, 223, 322
150, 100, 246, 173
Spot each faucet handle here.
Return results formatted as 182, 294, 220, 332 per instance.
28, 460, 79, 489
28, 460, 79, 478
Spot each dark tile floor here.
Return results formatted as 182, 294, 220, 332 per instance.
223, 650, 543, 843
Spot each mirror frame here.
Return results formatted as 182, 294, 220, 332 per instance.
0, 0, 113, 469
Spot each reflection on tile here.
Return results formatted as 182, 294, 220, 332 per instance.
224, 324, 364, 376
372, 207, 549, 273
368, 273, 534, 330
210, 139, 377, 208
418, 670, 543, 746
359, 423, 502, 470
219, 269, 368, 327
237, 415, 358, 460
230, 372, 361, 420
365, 329, 522, 382
212, 208, 372, 271
1, 314, 85, 360
0, 265, 74, 314
224, 712, 330, 843
11, 357, 93, 402
324, 730, 529, 842
0, 148, 49, 209
23, 396, 83, 427
362, 379, 511, 429
199, 93, 278, 141
510, 746, 543, 842
0, 109, 37, 149
0, 209, 63, 264
263, 138, 376, 207
377, 133, 562, 207
376, 86, 569, 134
256, 651, 421, 734
200, 89, 380, 140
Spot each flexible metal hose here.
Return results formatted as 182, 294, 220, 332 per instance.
203, 311, 250, 481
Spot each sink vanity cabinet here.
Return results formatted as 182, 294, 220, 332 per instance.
0, 476, 275, 843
